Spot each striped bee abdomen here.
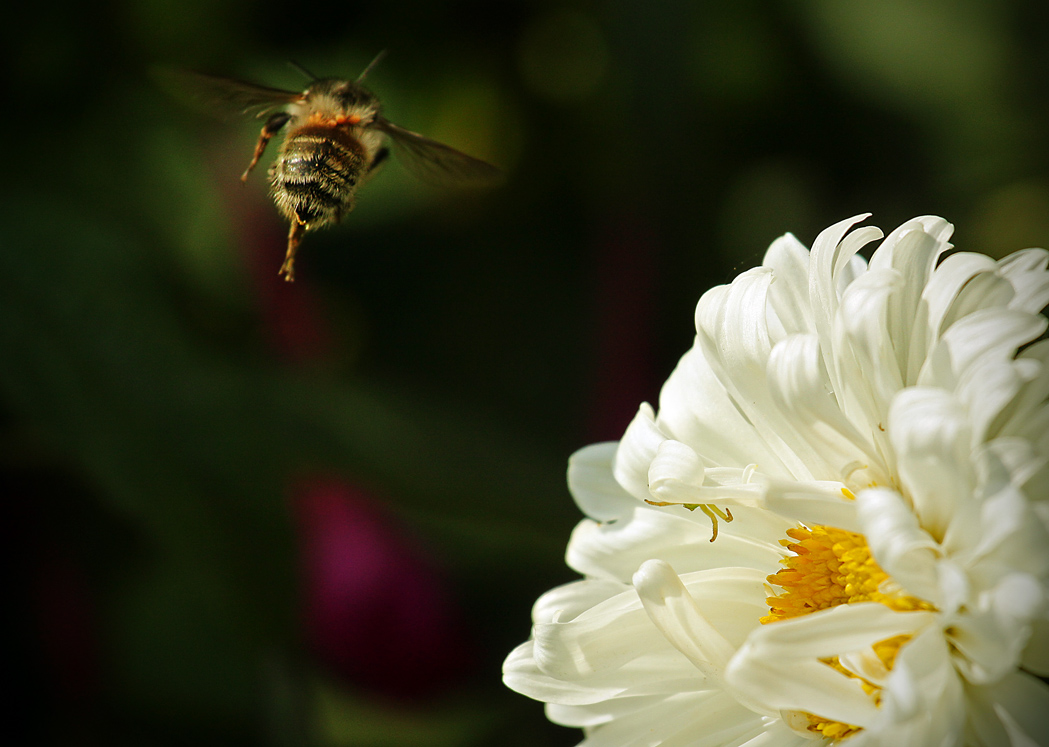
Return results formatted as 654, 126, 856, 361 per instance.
269, 124, 369, 228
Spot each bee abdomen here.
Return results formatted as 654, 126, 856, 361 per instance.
270, 125, 368, 227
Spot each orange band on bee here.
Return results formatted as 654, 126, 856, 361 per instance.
288, 123, 368, 158
306, 112, 363, 126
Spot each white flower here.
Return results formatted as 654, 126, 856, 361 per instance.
504, 216, 1049, 746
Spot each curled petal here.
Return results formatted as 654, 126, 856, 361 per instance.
966, 670, 1049, 747
767, 332, 883, 482
698, 267, 827, 482
998, 247, 1049, 314
950, 572, 1046, 684
566, 504, 789, 581
763, 232, 815, 339
569, 442, 639, 522
867, 220, 950, 385
807, 215, 877, 391
726, 604, 935, 727
648, 440, 708, 500
521, 585, 709, 705
632, 560, 737, 677
647, 442, 766, 507
835, 268, 906, 429
919, 308, 1048, 391
614, 404, 666, 502
888, 388, 974, 541
911, 251, 1003, 384
762, 476, 860, 532
857, 487, 941, 605
658, 344, 791, 472
861, 624, 965, 746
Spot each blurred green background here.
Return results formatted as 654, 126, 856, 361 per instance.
4, 1, 1048, 745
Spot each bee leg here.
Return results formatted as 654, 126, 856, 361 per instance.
241, 112, 291, 182
279, 218, 307, 282
368, 147, 390, 173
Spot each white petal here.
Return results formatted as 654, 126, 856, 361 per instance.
614, 403, 666, 502
867, 216, 953, 277
857, 487, 941, 604
695, 269, 775, 403
947, 447, 1049, 580
568, 690, 792, 747
697, 267, 822, 481
807, 215, 876, 406
733, 722, 815, 747
965, 688, 1014, 747
867, 220, 950, 384
968, 670, 1049, 747
675, 566, 773, 650
998, 247, 1049, 314
532, 577, 630, 624
657, 344, 791, 472
503, 641, 607, 705
949, 573, 1047, 684
763, 232, 815, 339
984, 437, 1047, 495
566, 505, 788, 582
726, 603, 935, 727
970, 480, 1049, 575
766, 332, 884, 482
569, 442, 641, 522
524, 586, 707, 705
944, 264, 1016, 327
860, 624, 965, 747
834, 267, 907, 441
918, 308, 1048, 391
632, 560, 736, 677
835, 224, 882, 282
647, 443, 769, 507
762, 476, 861, 532
956, 356, 1039, 445
909, 250, 1003, 385
647, 439, 708, 501
993, 339, 1049, 449
888, 387, 974, 542
935, 560, 971, 621
503, 637, 696, 708
837, 646, 892, 690
548, 691, 731, 732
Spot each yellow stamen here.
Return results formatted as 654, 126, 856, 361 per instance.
645, 500, 733, 541
763, 525, 934, 740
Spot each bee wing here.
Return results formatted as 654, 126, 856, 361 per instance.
155, 68, 303, 120
372, 116, 502, 187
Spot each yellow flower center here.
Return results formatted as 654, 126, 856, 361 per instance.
762, 525, 934, 740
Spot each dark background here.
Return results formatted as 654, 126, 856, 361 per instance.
4, 1, 1049, 745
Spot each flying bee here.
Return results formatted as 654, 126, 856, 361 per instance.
164, 53, 501, 281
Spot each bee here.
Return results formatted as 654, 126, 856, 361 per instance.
165, 53, 501, 281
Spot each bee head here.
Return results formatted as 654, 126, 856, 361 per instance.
307, 79, 377, 110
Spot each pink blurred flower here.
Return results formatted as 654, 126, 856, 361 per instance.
293, 478, 473, 700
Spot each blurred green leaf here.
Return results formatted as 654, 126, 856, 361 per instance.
311, 677, 494, 747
